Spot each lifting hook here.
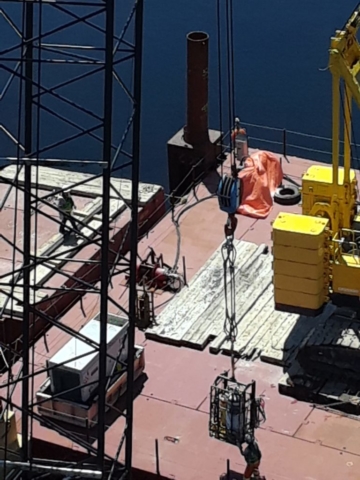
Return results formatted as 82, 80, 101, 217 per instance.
224, 214, 238, 238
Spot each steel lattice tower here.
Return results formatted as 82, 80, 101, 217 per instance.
0, 0, 143, 477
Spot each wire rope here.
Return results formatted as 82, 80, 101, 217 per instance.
216, 0, 224, 176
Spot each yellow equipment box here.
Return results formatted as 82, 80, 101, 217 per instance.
274, 274, 324, 295
272, 245, 325, 265
273, 259, 324, 280
332, 253, 360, 297
273, 289, 328, 313
272, 212, 330, 316
302, 165, 357, 219
272, 212, 329, 250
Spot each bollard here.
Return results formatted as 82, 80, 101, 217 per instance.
282, 129, 290, 163
282, 129, 287, 158
183, 256, 187, 286
155, 438, 160, 475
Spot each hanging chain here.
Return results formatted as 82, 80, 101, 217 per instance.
222, 217, 238, 380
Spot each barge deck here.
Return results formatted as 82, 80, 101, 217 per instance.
1, 153, 360, 479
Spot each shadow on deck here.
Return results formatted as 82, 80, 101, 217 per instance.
275, 307, 360, 415
220, 472, 244, 480
36, 373, 148, 446
33, 436, 174, 480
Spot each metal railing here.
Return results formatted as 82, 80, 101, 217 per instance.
332, 228, 360, 263
242, 120, 360, 167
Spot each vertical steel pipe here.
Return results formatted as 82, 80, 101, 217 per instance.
184, 31, 210, 146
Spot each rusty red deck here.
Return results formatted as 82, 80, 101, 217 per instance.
2, 155, 360, 480
0, 167, 165, 352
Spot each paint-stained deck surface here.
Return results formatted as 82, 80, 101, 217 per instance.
2, 153, 360, 480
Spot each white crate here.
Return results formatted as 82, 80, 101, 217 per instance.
48, 315, 128, 403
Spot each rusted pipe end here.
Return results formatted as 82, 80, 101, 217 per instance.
185, 31, 210, 146
187, 31, 209, 43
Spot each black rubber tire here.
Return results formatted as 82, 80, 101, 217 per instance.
274, 185, 301, 206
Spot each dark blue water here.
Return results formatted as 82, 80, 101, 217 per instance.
0, 1, 358, 190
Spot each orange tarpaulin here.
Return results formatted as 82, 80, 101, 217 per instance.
236, 150, 283, 219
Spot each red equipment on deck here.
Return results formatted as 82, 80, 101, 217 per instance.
126, 247, 184, 292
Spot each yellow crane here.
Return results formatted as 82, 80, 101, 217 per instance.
272, 4, 360, 316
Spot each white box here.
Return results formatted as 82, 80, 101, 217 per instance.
48, 315, 128, 403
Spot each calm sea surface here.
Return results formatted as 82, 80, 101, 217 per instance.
0, 1, 358, 189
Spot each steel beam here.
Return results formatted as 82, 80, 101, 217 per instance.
97, 0, 115, 468
21, 0, 34, 468
125, 0, 144, 477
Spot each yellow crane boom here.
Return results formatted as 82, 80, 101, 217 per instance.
329, 4, 360, 229
271, 5, 360, 317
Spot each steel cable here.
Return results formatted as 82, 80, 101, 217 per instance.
225, 0, 234, 168
216, 0, 224, 176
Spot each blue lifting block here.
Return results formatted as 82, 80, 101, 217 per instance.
217, 175, 241, 214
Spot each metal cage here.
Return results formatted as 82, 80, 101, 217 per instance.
209, 372, 265, 447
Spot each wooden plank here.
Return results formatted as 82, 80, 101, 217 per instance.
300, 308, 338, 351
198, 245, 270, 350
168, 243, 256, 344
278, 361, 327, 403
93, 198, 125, 222
146, 235, 360, 372
0, 287, 47, 316
180, 243, 264, 348
261, 303, 336, 366
222, 285, 275, 357
46, 198, 125, 265
29, 197, 103, 258
260, 321, 298, 365
3, 286, 48, 302
328, 317, 360, 349
309, 314, 350, 347
244, 309, 292, 361
319, 379, 353, 403
0, 199, 125, 312
147, 240, 252, 343
0, 165, 162, 206
259, 312, 298, 366
238, 292, 277, 360
0, 197, 105, 290
260, 306, 303, 365
210, 255, 273, 354
280, 372, 360, 415
0, 293, 24, 315
335, 322, 360, 350
221, 275, 273, 356
148, 241, 255, 343
236, 287, 274, 348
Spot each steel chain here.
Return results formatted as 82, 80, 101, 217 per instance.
221, 229, 237, 379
